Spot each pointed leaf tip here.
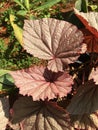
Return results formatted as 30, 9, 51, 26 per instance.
10, 14, 23, 45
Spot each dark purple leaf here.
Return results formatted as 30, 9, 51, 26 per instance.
23, 18, 86, 72
67, 80, 98, 130
11, 96, 71, 130
10, 66, 73, 101
67, 80, 98, 114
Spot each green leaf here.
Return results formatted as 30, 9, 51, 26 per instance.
34, 0, 61, 11
24, 0, 30, 10
0, 69, 10, 77
17, 10, 27, 16
10, 14, 23, 46
14, 0, 27, 10
75, 0, 88, 12
0, 73, 14, 90
75, 0, 82, 11
89, 5, 98, 11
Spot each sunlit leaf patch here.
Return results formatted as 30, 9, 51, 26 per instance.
23, 18, 86, 72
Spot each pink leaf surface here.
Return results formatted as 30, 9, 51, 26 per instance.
23, 18, 85, 72
11, 96, 71, 130
89, 67, 98, 85
10, 66, 73, 101
0, 96, 9, 130
74, 8, 98, 38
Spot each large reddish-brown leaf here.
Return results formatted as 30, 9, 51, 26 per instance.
11, 96, 71, 130
10, 66, 73, 101
67, 80, 98, 115
81, 28, 98, 53
23, 18, 86, 72
0, 96, 9, 130
89, 67, 98, 85
74, 8, 98, 38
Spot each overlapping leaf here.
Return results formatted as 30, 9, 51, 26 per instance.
69, 110, 98, 130
69, 112, 98, 130
81, 29, 98, 53
23, 18, 86, 72
11, 96, 71, 130
10, 66, 73, 101
67, 80, 98, 114
89, 67, 98, 85
0, 97, 9, 130
74, 8, 98, 38
67, 80, 98, 130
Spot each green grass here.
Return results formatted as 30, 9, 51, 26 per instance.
0, 38, 41, 70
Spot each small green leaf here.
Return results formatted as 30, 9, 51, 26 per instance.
34, 0, 61, 11
17, 10, 27, 16
75, 0, 88, 12
10, 14, 23, 46
0, 73, 14, 90
75, 0, 82, 11
24, 0, 30, 10
89, 5, 97, 11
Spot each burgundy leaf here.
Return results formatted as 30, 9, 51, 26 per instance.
0, 96, 9, 130
81, 28, 98, 53
67, 80, 98, 114
74, 8, 98, 38
10, 66, 73, 101
11, 96, 71, 130
89, 67, 98, 85
23, 18, 86, 72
